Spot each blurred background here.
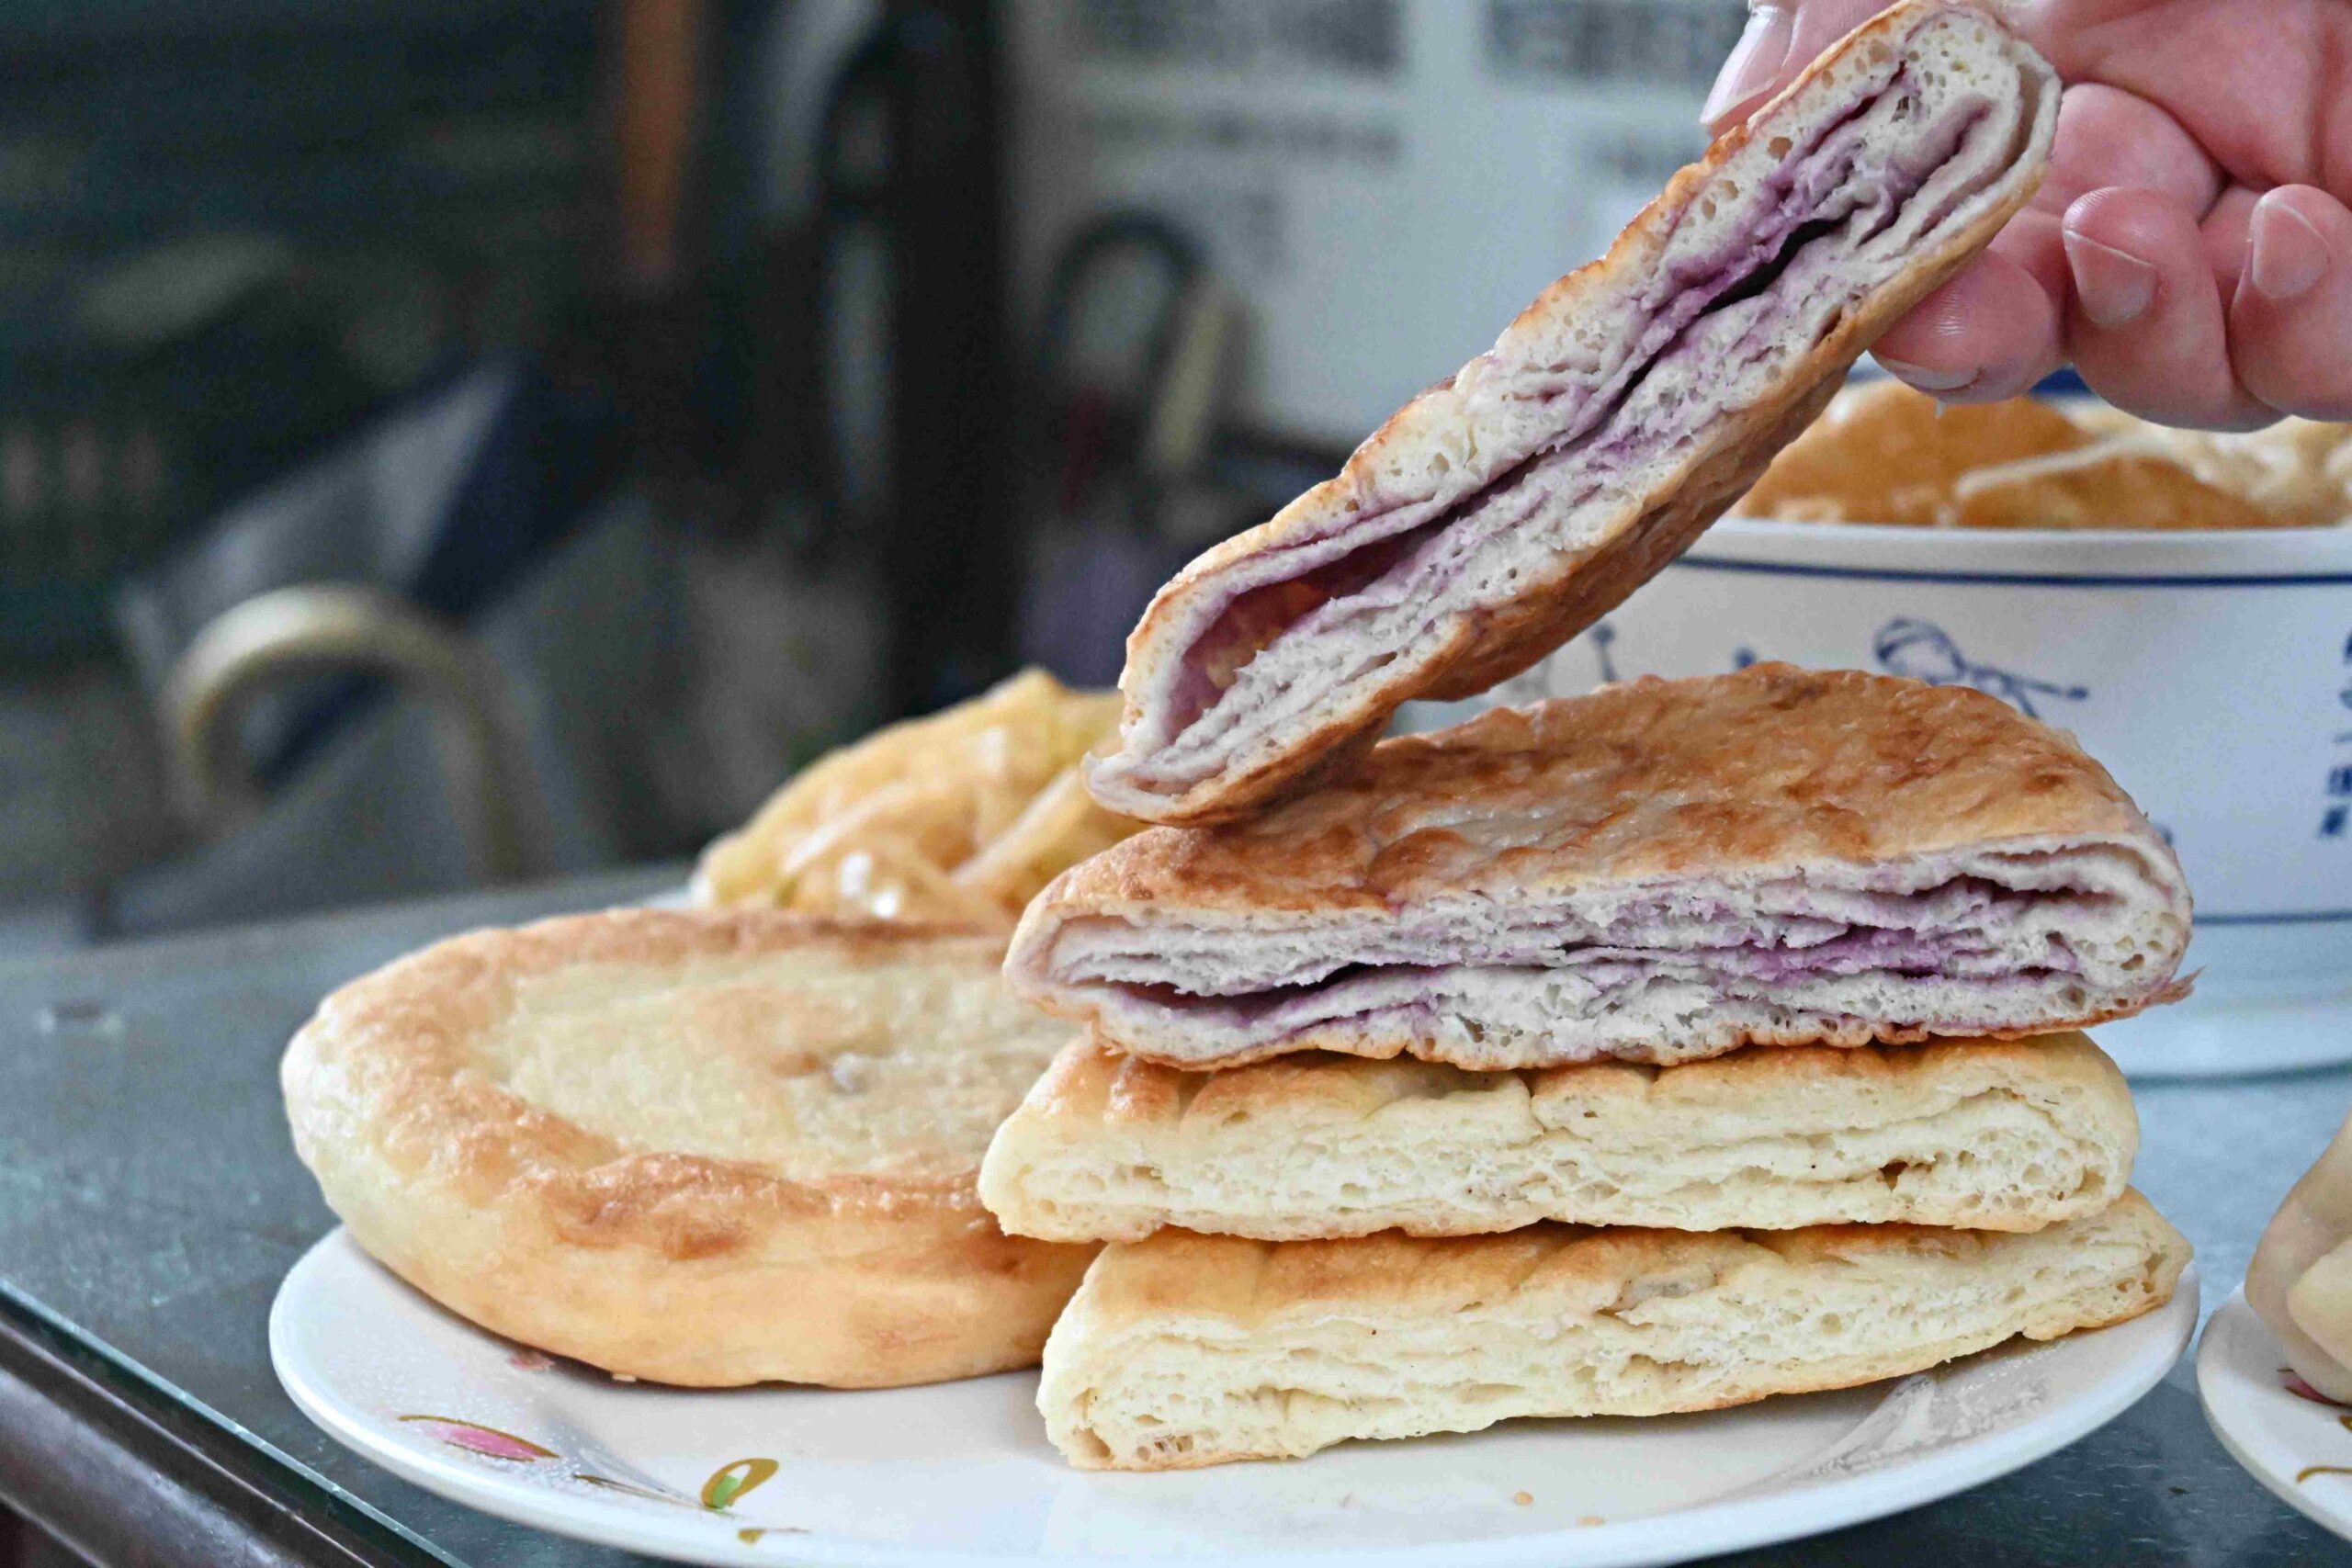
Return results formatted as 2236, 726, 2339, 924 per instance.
0, 0, 1743, 950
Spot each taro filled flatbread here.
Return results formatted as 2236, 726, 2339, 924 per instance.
1012, 667, 2191, 1072
1089, 2, 2058, 824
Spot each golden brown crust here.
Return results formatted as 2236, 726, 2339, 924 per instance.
1102, 1, 2057, 825
281, 909, 1097, 1388
1034, 664, 2163, 928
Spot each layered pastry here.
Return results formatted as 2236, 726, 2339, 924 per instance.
1087, 0, 2059, 824
1012, 666, 2192, 1072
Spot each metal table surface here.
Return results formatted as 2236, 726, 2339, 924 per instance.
0, 871, 2346, 1567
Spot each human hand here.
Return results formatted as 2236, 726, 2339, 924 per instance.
1702, 1, 2352, 428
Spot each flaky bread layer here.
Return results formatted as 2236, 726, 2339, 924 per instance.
1041, 1191, 2188, 1469
980, 1033, 2135, 1242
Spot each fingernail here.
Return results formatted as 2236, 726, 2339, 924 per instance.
1702, 6, 1794, 128
2250, 197, 2330, 300
1874, 356, 1978, 393
2064, 230, 2159, 328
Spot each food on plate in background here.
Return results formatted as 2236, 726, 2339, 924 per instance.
2069, 409, 2352, 529
1083, 0, 2060, 826
2248, 1109, 2352, 1402
281, 911, 1097, 1389
695, 669, 1138, 925
1739, 382, 2086, 524
1011, 667, 2192, 1073
1739, 381, 2349, 529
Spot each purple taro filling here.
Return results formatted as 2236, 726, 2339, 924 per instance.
1102, 918, 2079, 1023
1038, 854, 2151, 1058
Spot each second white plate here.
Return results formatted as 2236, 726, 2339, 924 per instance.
2198, 1287, 2352, 1545
274, 1229, 2196, 1568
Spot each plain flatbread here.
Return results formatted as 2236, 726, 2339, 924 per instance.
282, 910, 1095, 1389
1041, 1191, 2188, 1469
980, 1032, 2136, 1241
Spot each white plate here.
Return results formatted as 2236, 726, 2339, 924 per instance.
274, 1230, 2196, 1567
2198, 1288, 2352, 1543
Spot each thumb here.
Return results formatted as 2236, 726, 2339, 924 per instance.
1702, 1, 1903, 133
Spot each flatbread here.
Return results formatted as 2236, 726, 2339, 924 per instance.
1089, 1, 2058, 824
1040, 1190, 2188, 1469
1010, 665, 2191, 1071
980, 1032, 2135, 1241
282, 910, 1096, 1388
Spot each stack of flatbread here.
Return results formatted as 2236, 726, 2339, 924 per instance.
978, 2, 2194, 1471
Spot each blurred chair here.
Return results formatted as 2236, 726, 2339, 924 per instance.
0, 0, 1018, 944
104, 359, 670, 937
160, 583, 539, 886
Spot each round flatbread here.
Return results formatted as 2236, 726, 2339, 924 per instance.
281, 909, 1095, 1389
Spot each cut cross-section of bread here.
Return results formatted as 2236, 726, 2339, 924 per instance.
1039, 1191, 2189, 1470
980, 1032, 2137, 1242
1010, 667, 2192, 1072
1089, 0, 2058, 824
